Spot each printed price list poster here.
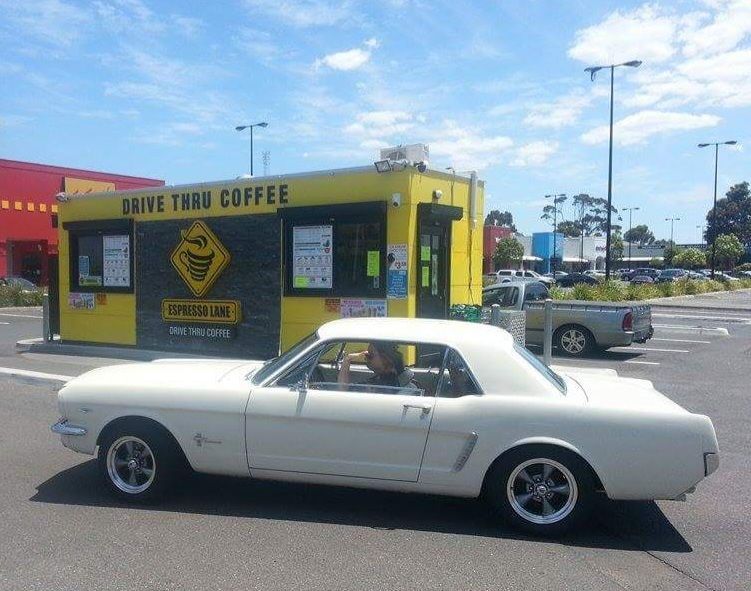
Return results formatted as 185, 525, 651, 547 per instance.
293, 225, 333, 289
103, 235, 131, 287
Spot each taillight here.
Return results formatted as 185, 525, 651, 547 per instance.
622, 311, 633, 331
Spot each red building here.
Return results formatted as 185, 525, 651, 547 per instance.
0, 159, 163, 285
483, 225, 514, 273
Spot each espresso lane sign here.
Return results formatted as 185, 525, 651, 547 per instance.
161, 299, 241, 324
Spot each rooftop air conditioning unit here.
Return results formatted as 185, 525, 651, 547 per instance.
380, 143, 429, 165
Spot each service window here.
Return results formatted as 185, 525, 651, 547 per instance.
283, 202, 387, 297
65, 220, 134, 293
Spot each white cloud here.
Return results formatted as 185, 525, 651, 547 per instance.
524, 92, 593, 129
509, 141, 559, 167
0, 0, 91, 49
315, 39, 379, 71
243, 0, 354, 28
568, 5, 679, 65
680, 0, 751, 58
581, 110, 721, 146
428, 121, 514, 170
234, 27, 285, 64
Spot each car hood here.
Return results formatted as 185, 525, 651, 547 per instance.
65, 358, 264, 389
558, 370, 688, 415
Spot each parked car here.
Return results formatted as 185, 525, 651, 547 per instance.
554, 273, 599, 287
489, 269, 554, 286
543, 271, 568, 280
687, 271, 708, 280
482, 281, 653, 356
655, 268, 688, 283
583, 270, 605, 280
52, 317, 719, 537
0, 276, 38, 290
630, 275, 655, 284
714, 272, 740, 283
625, 268, 660, 281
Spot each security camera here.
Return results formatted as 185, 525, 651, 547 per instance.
415, 161, 427, 173
432, 189, 443, 201
55, 192, 69, 203
391, 193, 402, 208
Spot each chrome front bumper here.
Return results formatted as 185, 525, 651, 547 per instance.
51, 418, 87, 436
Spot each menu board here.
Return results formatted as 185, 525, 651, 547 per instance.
103, 234, 131, 287
292, 225, 333, 289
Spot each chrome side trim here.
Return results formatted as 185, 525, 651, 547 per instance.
452, 432, 478, 472
51, 419, 87, 436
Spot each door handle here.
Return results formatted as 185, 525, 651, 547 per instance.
403, 403, 431, 416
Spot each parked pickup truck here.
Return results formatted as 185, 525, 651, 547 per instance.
482, 281, 653, 357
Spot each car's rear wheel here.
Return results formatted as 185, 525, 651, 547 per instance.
98, 421, 183, 503
485, 446, 594, 536
555, 325, 594, 357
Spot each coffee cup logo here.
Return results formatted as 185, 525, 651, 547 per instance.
170, 221, 230, 297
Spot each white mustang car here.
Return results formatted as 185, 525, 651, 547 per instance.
52, 318, 719, 536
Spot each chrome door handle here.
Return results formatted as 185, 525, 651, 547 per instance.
403, 404, 431, 415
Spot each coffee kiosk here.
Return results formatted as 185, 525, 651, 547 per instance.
57, 164, 484, 358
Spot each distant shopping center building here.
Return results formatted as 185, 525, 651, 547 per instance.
0, 159, 163, 285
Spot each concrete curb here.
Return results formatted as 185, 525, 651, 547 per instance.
16, 338, 226, 361
643, 288, 751, 313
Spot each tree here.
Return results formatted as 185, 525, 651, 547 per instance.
672, 248, 706, 270
484, 210, 516, 231
663, 244, 678, 267
649, 257, 664, 269
705, 182, 751, 247
556, 220, 582, 237
713, 233, 745, 270
492, 237, 524, 269
609, 232, 624, 267
623, 224, 655, 246
541, 195, 568, 231
570, 193, 622, 236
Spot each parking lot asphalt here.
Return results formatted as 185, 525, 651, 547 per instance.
1, 302, 749, 590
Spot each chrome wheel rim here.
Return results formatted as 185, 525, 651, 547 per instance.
106, 436, 156, 494
560, 329, 586, 354
506, 458, 578, 525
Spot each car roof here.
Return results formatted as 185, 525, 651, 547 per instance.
318, 317, 513, 349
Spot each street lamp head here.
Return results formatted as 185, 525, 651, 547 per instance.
584, 66, 603, 81
622, 60, 642, 67
235, 125, 247, 131
257, 122, 269, 128
724, 140, 737, 145
697, 143, 711, 148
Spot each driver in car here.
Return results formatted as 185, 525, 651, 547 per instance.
337, 342, 421, 393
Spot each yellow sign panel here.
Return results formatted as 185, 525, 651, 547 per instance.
161, 299, 241, 324
170, 220, 231, 297
64, 177, 115, 194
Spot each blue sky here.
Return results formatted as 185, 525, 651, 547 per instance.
1, 0, 748, 243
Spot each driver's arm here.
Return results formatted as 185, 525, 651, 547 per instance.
338, 351, 367, 385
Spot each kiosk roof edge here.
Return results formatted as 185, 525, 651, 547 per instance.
60, 164, 480, 202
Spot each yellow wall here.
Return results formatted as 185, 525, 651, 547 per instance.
58, 166, 483, 353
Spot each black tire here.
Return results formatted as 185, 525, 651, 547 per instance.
554, 324, 594, 357
97, 420, 185, 504
485, 445, 595, 537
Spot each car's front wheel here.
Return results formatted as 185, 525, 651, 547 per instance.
555, 325, 594, 357
98, 421, 183, 503
485, 446, 595, 536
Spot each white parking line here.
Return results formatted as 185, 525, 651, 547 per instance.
0, 313, 42, 319
652, 313, 751, 323
652, 338, 711, 344
614, 346, 690, 353
624, 360, 660, 365
0, 321, 9, 325
0, 367, 73, 382
653, 324, 730, 335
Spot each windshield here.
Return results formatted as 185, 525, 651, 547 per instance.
250, 332, 320, 384
513, 343, 566, 394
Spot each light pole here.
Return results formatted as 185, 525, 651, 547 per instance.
696, 224, 705, 247
585, 59, 642, 280
665, 216, 680, 245
622, 206, 640, 268
235, 122, 268, 176
545, 193, 566, 276
698, 140, 737, 279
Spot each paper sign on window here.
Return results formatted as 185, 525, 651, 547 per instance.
293, 225, 333, 289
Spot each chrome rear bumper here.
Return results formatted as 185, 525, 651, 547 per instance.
51, 418, 87, 436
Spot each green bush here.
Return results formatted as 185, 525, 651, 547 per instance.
0, 285, 44, 307
552, 277, 749, 302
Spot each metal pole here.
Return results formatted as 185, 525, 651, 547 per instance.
580, 201, 585, 270
543, 298, 553, 366
710, 143, 718, 279
552, 201, 557, 277
42, 293, 50, 342
628, 209, 633, 266
490, 303, 501, 326
250, 125, 254, 176
605, 65, 614, 281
